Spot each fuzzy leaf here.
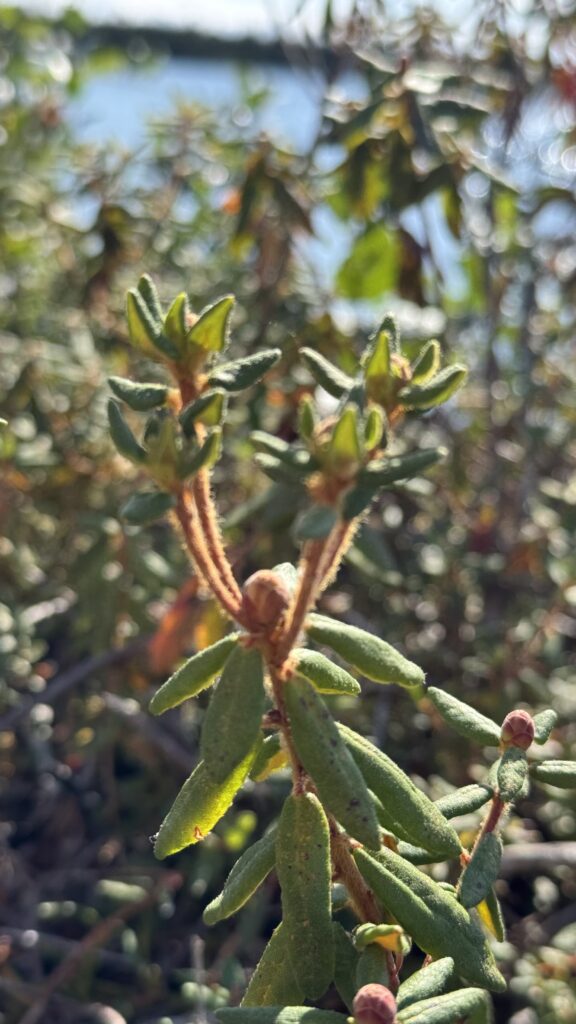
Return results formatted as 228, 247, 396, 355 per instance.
298, 396, 316, 440
341, 481, 381, 520
294, 650, 360, 696
126, 288, 177, 359
293, 505, 338, 541
531, 760, 576, 788
427, 688, 501, 746
209, 349, 281, 392
354, 922, 411, 955
307, 614, 424, 689
477, 887, 506, 942
154, 749, 257, 858
434, 785, 493, 819
300, 348, 354, 398
399, 365, 467, 410
150, 635, 239, 715
329, 406, 361, 467
178, 429, 222, 480
339, 723, 462, 857
364, 407, 386, 450
203, 826, 277, 925
532, 709, 558, 745
397, 988, 493, 1023
497, 747, 529, 801
109, 376, 168, 411
284, 676, 380, 849
277, 793, 334, 999
121, 491, 175, 525
222, 1009, 346, 1024
240, 925, 304, 1008
108, 401, 146, 464
410, 340, 441, 385
397, 957, 455, 1010
136, 273, 163, 324
360, 448, 446, 488
459, 833, 503, 909
249, 733, 288, 781
354, 847, 506, 992
164, 292, 190, 346
201, 646, 265, 783
364, 329, 391, 386
355, 944, 390, 988
187, 295, 235, 352
180, 390, 227, 433
332, 923, 358, 1012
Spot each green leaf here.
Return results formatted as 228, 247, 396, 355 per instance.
307, 614, 425, 689
332, 923, 358, 1012
336, 224, 400, 300
341, 481, 381, 521
154, 749, 257, 858
126, 288, 177, 359
532, 709, 558, 745
298, 396, 316, 440
120, 491, 175, 525
338, 723, 462, 858
150, 635, 239, 715
187, 295, 235, 352
364, 407, 386, 450
251, 432, 315, 474
180, 390, 227, 433
399, 365, 467, 410
164, 292, 190, 347
427, 688, 501, 746
477, 887, 506, 942
459, 834, 503, 909
434, 785, 493, 819
354, 847, 505, 993
531, 760, 576, 788
360, 448, 446, 488
209, 349, 281, 392
397, 988, 493, 1023
249, 733, 288, 781
201, 646, 265, 784
284, 676, 380, 849
108, 376, 168, 411
354, 922, 411, 955
178, 429, 222, 480
107, 401, 146, 464
329, 406, 361, 467
221, 1008, 346, 1024
240, 925, 304, 1008
497, 747, 529, 801
254, 454, 308, 486
136, 273, 163, 323
294, 650, 360, 696
203, 826, 277, 925
276, 792, 334, 999
397, 957, 454, 1010
355, 944, 390, 988
300, 348, 354, 398
293, 505, 338, 541
410, 340, 441, 385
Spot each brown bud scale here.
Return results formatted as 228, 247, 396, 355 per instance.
353, 983, 397, 1024
501, 710, 535, 751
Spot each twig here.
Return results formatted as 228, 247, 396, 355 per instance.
175, 490, 243, 622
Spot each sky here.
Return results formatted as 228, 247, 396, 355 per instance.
13, 0, 364, 37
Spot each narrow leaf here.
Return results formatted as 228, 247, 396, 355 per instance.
164, 292, 190, 346
397, 988, 493, 1024
293, 505, 337, 541
477, 886, 506, 942
209, 349, 281, 392
240, 925, 304, 1008
364, 407, 386, 450
187, 295, 235, 352
329, 406, 361, 467
108, 400, 146, 464
222, 1008, 346, 1024
154, 749, 257, 858
397, 957, 455, 1010
497, 747, 529, 801
399, 365, 467, 410
249, 733, 289, 781
178, 429, 222, 480
150, 635, 239, 715
126, 288, 177, 359
300, 347, 354, 398
294, 650, 360, 696
180, 390, 227, 433
339, 723, 462, 858
277, 792, 334, 999
354, 847, 505, 992
532, 709, 558, 745
410, 340, 441, 385
109, 376, 168, 411
459, 833, 503, 909
531, 760, 576, 788
355, 944, 391, 988
360, 448, 446, 488
121, 491, 175, 525
307, 614, 424, 689
203, 826, 277, 924
434, 784, 493, 819
201, 646, 265, 783
136, 273, 163, 323
332, 923, 358, 1012
427, 688, 501, 746
284, 676, 380, 849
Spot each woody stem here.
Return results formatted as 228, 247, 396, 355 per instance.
175, 490, 244, 623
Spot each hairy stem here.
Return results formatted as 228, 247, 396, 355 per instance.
175, 490, 243, 623
317, 518, 358, 594
276, 537, 327, 661
192, 466, 242, 604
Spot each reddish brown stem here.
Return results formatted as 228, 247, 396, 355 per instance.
192, 467, 242, 604
175, 490, 243, 623
268, 663, 306, 792
317, 519, 357, 594
276, 538, 327, 661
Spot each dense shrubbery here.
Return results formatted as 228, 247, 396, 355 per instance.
0, 4, 575, 1023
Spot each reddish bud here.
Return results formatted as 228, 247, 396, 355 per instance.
241, 570, 291, 630
353, 984, 397, 1024
501, 710, 535, 751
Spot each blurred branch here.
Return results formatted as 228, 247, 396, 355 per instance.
500, 842, 576, 876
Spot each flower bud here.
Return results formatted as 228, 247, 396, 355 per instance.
353, 984, 397, 1024
241, 570, 291, 630
501, 710, 535, 751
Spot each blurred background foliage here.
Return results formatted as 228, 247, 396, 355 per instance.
0, 2, 575, 1022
